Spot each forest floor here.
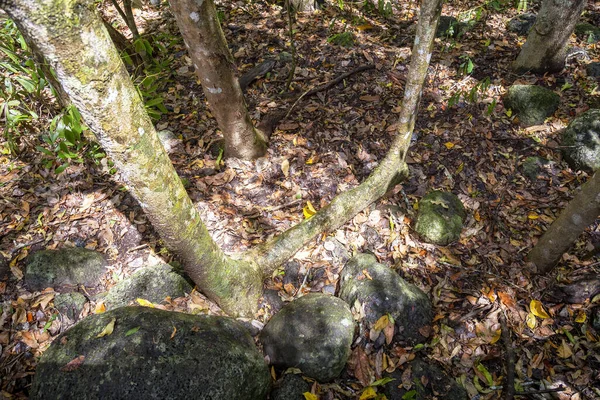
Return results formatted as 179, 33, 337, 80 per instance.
1, 0, 600, 398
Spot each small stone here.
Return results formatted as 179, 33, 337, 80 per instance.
54, 292, 87, 321
507, 13, 536, 35
414, 191, 466, 246
338, 254, 432, 345
561, 109, 600, 172
270, 373, 311, 400
260, 293, 354, 382
587, 62, 600, 78
575, 23, 600, 43
504, 85, 560, 127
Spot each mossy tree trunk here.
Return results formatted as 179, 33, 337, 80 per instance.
513, 0, 587, 73
0, 0, 442, 316
168, 0, 267, 160
528, 171, 600, 274
0, 0, 262, 316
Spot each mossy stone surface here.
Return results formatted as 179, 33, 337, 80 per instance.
504, 85, 560, 127
31, 306, 271, 400
54, 292, 87, 321
575, 23, 600, 42
260, 293, 354, 382
561, 109, 600, 172
103, 264, 192, 309
24, 248, 106, 291
415, 191, 466, 246
507, 13, 536, 35
338, 254, 432, 345
271, 373, 311, 400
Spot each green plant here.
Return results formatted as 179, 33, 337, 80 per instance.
458, 54, 474, 76
327, 31, 355, 47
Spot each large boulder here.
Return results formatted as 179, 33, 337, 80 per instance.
31, 306, 270, 399
575, 22, 600, 43
504, 85, 560, 127
24, 248, 106, 291
383, 358, 467, 400
260, 293, 354, 382
414, 191, 466, 246
561, 109, 600, 172
103, 264, 192, 309
338, 254, 432, 345
507, 13, 536, 36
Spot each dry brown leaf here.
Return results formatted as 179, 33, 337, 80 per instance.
61, 355, 85, 372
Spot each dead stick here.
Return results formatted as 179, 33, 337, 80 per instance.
499, 308, 515, 400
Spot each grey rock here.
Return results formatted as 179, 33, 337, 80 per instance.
54, 292, 87, 321
561, 109, 600, 172
383, 358, 467, 400
575, 23, 600, 43
436, 16, 468, 38
104, 264, 192, 309
260, 293, 354, 382
414, 191, 466, 246
24, 248, 106, 291
507, 13, 536, 35
271, 373, 311, 400
587, 62, 600, 78
522, 156, 550, 181
31, 306, 270, 400
504, 85, 560, 127
338, 254, 432, 345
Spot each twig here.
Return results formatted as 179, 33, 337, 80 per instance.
262, 199, 302, 212
284, 64, 376, 121
499, 308, 515, 400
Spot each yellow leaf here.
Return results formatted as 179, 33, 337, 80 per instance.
281, 159, 290, 177
359, 386, 378, 400
506, 109, 512, 117
526, 312, 537, 329
303, 393, 318, 400
456, 162, 464, 174
136, 298, 155, 308
575, 310, 587, 323
530, 299, 550, 319
303, 201, 317, 219
356, 24, 373, 31
527, 212, 539, 220
444, 142, 455, 149
490, 329, 501, 344
95, 302, 106, 314
96, 318, 116, 338
373, 315, 389, 331
170, 326, 177, 339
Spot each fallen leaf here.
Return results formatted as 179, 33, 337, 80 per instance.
444, 142, 455, 149
303, 201, 317, 219
557, 339, 573, 359
95, 302, 106, 314
136, 298, 155, 308
61, 355, 85, 372
303, 393, 318, 400
170, 326, 177, 339
530, 299, 550, 319
125, 327, 140, 336
96, 318, 116, 338
575, 310, 586, 323
498, 292, 516, 308
281, 159, 290, 177
359, 386, 377, 400
373, 315, 389, 331
526, 312, 537, 329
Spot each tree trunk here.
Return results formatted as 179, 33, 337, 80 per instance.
0, 0, 262, 316
528, 171, 600, 274
0, 0, 442, 316
168, 0, 267, 160
513, 0, 587, 74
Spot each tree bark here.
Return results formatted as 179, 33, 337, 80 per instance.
0, 0, 262, 316
528, 171, 600, 274
513, 0, 587, 74
168, 0, 267, 160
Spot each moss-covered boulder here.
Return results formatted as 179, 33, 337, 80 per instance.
338, 254, 432, 345
31, 306, 270, 400
383, 358, 467, 400
414, 191, 466, 245
507, 13, 536, 36
504, 85, 560, 127
575, 22, 600, 43
260, 293, 354, 382
103, 264, 192, 309
270, 373, 311, 400
54, 292, 87, 321
561, 109, 600, 172
587, 62, 600, 78
24, 248, 106, 291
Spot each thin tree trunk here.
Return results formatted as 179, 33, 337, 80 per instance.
249, 0, 443, 272
513, 0, 587, 74
528, 171, 600, 274
0, 0, 262, 316
168, 0, 267, 160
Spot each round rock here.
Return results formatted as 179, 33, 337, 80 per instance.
31, 306, 271, 400
338, 254, 433, 345
260, 293, 354, 382
561, 109, 600, 172
414, 190, 466, 246
504, 85, 559, 127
